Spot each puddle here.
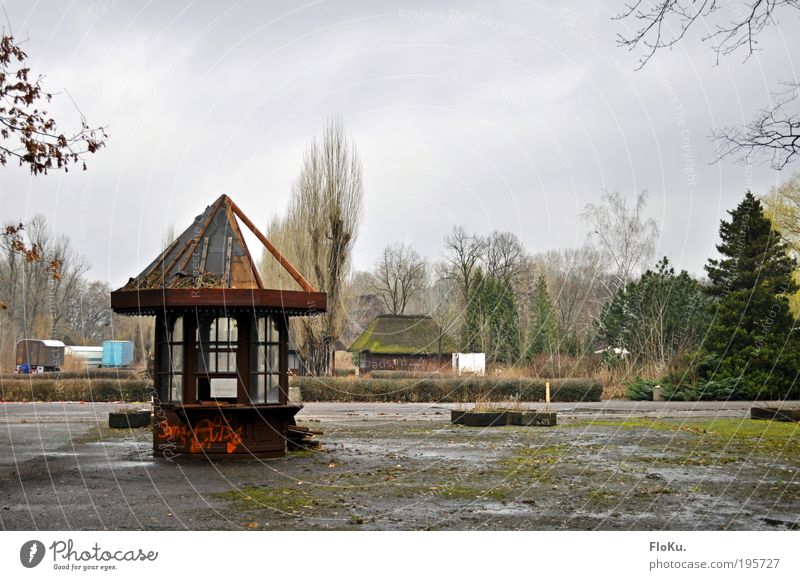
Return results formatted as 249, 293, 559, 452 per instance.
108, 460, 157, 469
473, 501, 534, 516
341, 439, 498, 465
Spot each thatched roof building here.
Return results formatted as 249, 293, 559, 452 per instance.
349, 315, 457, 373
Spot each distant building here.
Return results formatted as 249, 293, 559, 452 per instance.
452, 352, 486, 376
15, 339, 65, 373
65, 345, 103, 368
594, 346, 631, 358
349, 314, 458, 374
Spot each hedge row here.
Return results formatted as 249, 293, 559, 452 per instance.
1, 376, 603, 403
0, 369, 142, 381
292, 377, 602, 402
369, 370, 445, 380
0, 378, 154, 402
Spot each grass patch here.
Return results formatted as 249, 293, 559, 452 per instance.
288, 450, 316, 459
500, 444, 569, 482
568, 417, 798, 444
437, 484, 508, 501
566, 418, 692, 432
390, 479, 510, 502
570, 417, 799, 462
707, 418, 799, 436
635, 484, 674, 496
636, 452, 741, 466
587, 489, 617, 504
214, 486, 330, 515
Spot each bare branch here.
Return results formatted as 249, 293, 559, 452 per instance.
712, 82, 800, 170
0, 35, 107, 174
616, 0, 798, 69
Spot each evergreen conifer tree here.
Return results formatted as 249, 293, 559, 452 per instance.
525, 273, 556, 359
703, 192, 800, 398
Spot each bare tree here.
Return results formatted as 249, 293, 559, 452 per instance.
442, 226, 486, 305
259, 215, 297, 290
582, 190, 659, 291
616, 1, 800, 168
482, 230, 526, 283
534, 246, 608, 358
371, 242, 427, 315
420, 270, 461, 353
339, 270, 387, 345
46, 233, 88, 338
0, 216, 87, 355
63, 280, 111, 344
261, 116, 364, 375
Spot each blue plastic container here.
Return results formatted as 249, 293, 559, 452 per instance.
102, 340, 134, 367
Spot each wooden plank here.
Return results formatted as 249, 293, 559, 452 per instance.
177, 196, 225, 275
199, 237, 210, 272
225, 200, 264, 289
224, 236, 233, 285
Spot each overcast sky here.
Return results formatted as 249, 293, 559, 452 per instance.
1, 0, 797, 287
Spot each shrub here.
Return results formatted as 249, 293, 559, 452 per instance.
370, 370, 445, 380
623, 377, 658, 401
664, 377, 741, 401
0, 378, 153, 402
291, 376, 602, 402
0, 369, 142, 381
697, 378, 740, 400
625, 376, 748, 401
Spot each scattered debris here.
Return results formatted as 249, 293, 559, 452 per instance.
287, 425, 323, 451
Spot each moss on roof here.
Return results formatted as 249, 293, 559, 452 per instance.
348, 315, 458, 355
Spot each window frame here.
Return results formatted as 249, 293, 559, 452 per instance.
249, 315, 282, 404
194, 315, 240, 403
156, 314, 184, 404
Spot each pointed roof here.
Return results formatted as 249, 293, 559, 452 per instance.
111, 194, 325, 316
121, 195, 313, 292
348, 315, 458, 355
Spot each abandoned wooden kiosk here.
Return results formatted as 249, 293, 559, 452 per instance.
110, 195, 326, 458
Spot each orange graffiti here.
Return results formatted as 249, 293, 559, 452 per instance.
157, 415, 245, 454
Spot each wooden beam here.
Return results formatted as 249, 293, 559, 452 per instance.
225, 196, 316, 293
110, 287, 327, 312
225, 203, 264, 289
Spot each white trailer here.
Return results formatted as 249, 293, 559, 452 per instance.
65, 345, 104, 368
452, 352, 486, 376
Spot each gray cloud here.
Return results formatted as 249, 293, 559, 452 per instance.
0, 0, 795, 286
